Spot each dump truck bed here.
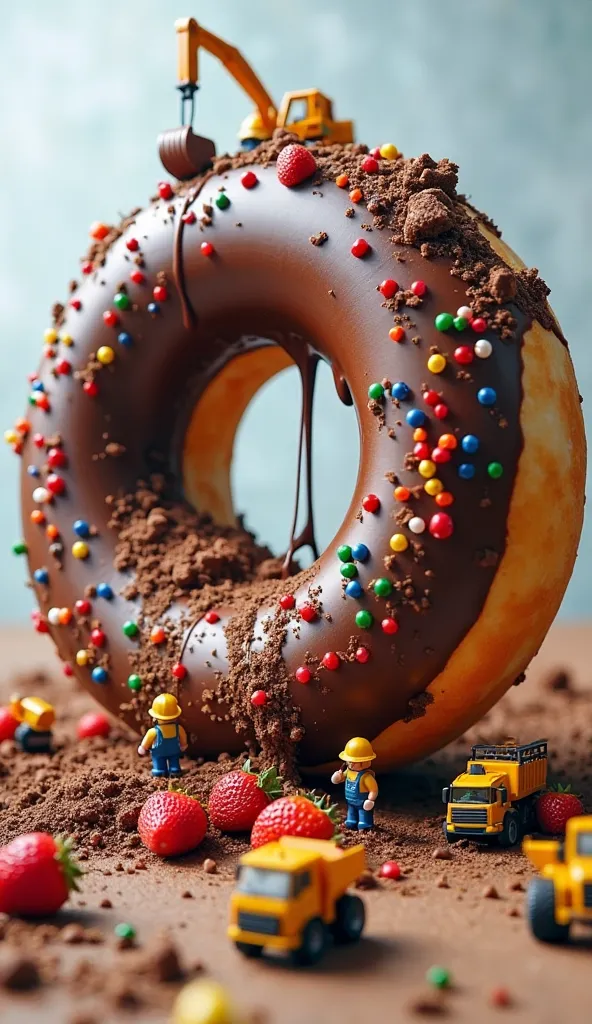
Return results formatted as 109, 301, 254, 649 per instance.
469, 740, 547, 801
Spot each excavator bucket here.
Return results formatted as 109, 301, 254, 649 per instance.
158, 125, 216, 181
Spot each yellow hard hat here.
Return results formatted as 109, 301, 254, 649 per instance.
172, 979, 238, 1024
148, 693, 182, 721
238, 110, 272, 143
339, 737, 377, 762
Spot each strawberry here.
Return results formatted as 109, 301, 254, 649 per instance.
77, 711, 111, 739
138, 789, 208, 857
0, 833, 82, 917
276, 144, 317, 188
251, 792, 338, 849
208, 760, 282, 832
535, 784, 584, 834
0, 707, 18, 743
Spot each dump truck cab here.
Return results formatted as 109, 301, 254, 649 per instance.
276, 89, 354, 145
229, 837, 366, 965
524, 815, 592, 943
443, 740, 548, 847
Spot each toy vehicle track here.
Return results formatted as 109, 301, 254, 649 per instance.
470, 740, 547, 764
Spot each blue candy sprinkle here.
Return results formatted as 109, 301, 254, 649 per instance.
461, 434, 480, 454
91, 666, 108, 684
34, 568, 49, 584
31, 381, 45, 393
96, 583, 114, 600
345, 580, 363, 599
391, 381, 410, 402
27, 465, 40, 477
73, 519, 90, 538
118, 331, 133, 347
458, 463, 476, 480
477, 387, 496, 406
351, 543, 370, 562
406, 408, 426, 428
147, 302, 160, 315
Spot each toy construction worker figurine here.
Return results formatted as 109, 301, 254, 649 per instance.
9, 694, 55, 754
138, 693, 188, 777
331, 737, 378, 831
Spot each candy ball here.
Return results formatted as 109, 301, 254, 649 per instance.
345, 580, 363, 599
351, 543, 369, 562
389, 534, 409, 553
461, 434, 480, 454
474, 339, 493, 359
77, 711, 111, 739
408, 517, 426, 534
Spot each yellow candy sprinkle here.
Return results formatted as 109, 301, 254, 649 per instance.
76, 649, 90, 666
380, 143, 399, 161
425, 478, 444, 496
418, 459, 437, 479
72, 541, 89, 560
4, 429, 18, 445
60, 333, 73, 347
44, 328, 58, 345
427, 353, 446, 374
389, 533, 409, 553
97, 346, 115, 365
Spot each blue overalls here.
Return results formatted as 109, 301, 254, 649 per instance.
151, 724, 182, 777
344, 770, 375, 830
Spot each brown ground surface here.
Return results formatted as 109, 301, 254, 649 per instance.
0, 623, 590, 1024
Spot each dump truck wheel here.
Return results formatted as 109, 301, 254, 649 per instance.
499, 810, 520, 847
235, 941, 263, 958
333, 894, 366, 944
293, 918, 328, 966
442, 821, 462, 843
527, 879, 570, 943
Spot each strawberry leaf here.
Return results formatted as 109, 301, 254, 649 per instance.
299, 789, 341, 827
54, 835, 84, 893
243, 759, 283, 800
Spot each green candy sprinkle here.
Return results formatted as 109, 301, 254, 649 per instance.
215, 192, 231, 210
434, 313, 454, 332
340, 563, 358, 580
355, 609, 374, 629
488, 461, 504, 479
337, 544, 353, 563
113, 292, 130, 311
122, 620, 139, 638
368, 382, 384, 401
373, 577, 392, 598
127, 674, 142, 691
453, 316, 468, 331
114, 922, 136, 941
426, 965, 451, 990
12, 541, 27, 555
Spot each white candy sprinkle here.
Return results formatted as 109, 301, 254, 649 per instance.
457, 305, 473, 321
408, 516, 426, 534
32, 487, 50, 504
47, 607, 61, 625
474, 339, 493, 359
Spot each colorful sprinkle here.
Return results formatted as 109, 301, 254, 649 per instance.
427, 353, 446, 374
200, 241, 214, 257
471, 317, 487, 333
457, 305, 473, 321
46, 475, 66, 496
434, 313, 454, 332
89, 221, 109, 241
438, 433, 457, 450
91, 666, 108, 684
378, 860, 402, 879
381, 617, 399, 635
429, 513, 454, 539
153, 285, 169, 302
96, 583, 114, 600
30, 510, 45, 525
335, 173, 349, 189
426, 966, 451, 990
349, 188, 363, 203
406, 409, 426, 428
394, 486, 410, 501
345, 580, 363, 599
158, 182, 173, 200
241, 170, 258, 189
408, 517, 426, 534
424, 478, 443, 496
75, 599, 91, 615
76, 650, 90, 666
181, 211, 196, 225
340, 563, 358, 580
423, 389, 439, 407
368, 382, 384, 400
411, 280, 427, 297
453, 316, 468, 331
215, 192, 230, 210
361, 155, 379, 173
379, 142, 399, 160
127, 674, 142, 691
34, 568, 49, 584
355, 610, 374, 629
351, 543, 369, 562
391, 381, 410, 401
388, 326, 405, 343
351, 238, 371, 258
477, 387, 497, 406
299, 603, 318, 623
130, 269, 145, 284
474, 339, 493, 359
150, 626, 166, 644
355, 646, 370, 663
126, 238, 139, 252
102, 310, 119, 328
488, 461, 504, 479
413, 428, 427, 442
113, 292, 130, 311
147, 302, 160, 315
32, 486, 51, 504
83, 381, 98, 398
90, 628, 106, 647
454, 345, 474, 365
73, 520, 90, 538
418, 460, 436, 479
279, 594, 295, 611
47, 608, 61, 626
436, 491, 454, 507
322, 652, 340, 671
295, 666, 312, 684
373, 578, 392, 597
72, 541, 89, 559
458, 463, 476, 480
461, 434, 480, 454
118, 332, 133, 347
172, 663, 187, 680
379, 279, 398, 299
362, 493, 380, 513
432, 447, 451, 464
337, 544, 353, 562
204, 610, 220, 624
11, 541, 27, 555
389, 534, 409, 553
414, 442, 430, 460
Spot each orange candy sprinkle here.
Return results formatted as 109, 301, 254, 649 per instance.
438, 433, 458, 450
15, 418, 30, 435
394, 486, 410, 502
46, 524, 60, 539
436, 491, 454, 507
336, 173, 349, 188
389, 326, 405, 343
413, 428, 428, 442
349, 188, 363, 203
30, 510, 45, 525
150, 626, 166, 644
58, 607, 72, 625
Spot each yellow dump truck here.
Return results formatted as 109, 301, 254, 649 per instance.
442, 740, 548, 847
524, 815, 592, 943
229, 837, 366, 965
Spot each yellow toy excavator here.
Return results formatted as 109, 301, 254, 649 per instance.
158, 17, 354, 180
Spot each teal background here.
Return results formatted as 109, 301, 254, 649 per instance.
1, 0, 591, 621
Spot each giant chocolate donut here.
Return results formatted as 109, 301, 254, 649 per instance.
18, 138, 586, 770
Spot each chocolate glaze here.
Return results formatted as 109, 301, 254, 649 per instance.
21, 162, 528, 765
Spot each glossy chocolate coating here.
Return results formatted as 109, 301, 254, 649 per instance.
21, 164, 527, 765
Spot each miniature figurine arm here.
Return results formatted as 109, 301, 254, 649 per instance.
362, 771, 378, 810
331, 769, 345, 785
139, 727, 157, 752
179, 725, 188, 751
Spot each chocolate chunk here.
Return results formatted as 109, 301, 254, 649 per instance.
404, 189, 454, 243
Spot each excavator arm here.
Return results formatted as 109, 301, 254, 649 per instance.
174, 17, 277, 134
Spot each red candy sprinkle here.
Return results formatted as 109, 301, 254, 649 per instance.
355, 646, 370, 664
423, 389, 439, 407
369, 147, 382, 160
381, 617, 399, 635
454, 345, 474, 365
410, 280, 427, 297
434, 403, 448, 420
126, 238, 139, 252
204, 610, 220, 624
251, 690, 268, 707
351, 238, 371, 259
33, 613, 49, 634
35, 395, 50, 412
414, 442, 430, 460
62, 663, 74, 677
153, 285, 168, 302
361, 155, 379, 173
158, 181, 173, 200
47, 448, 67, 469
378, 860, 401, 880
279, 594, 295, 611
103, 310, 119, 328
471, 317, 487, 333
490, 988, 512, 1008
0, 708, 18, 742
429, 512, 454, 539
295, 666, 312, 684
90, 628, 106, 647
33, 433, 44, 448
81, 261, 94, 275
55, 359, 72, 376
431, 447, 451, 464
83, 380, 98, 398
89, 221, 109, 241
322, 652, 340, 671
379, 279, 398, 299
182, 210, 197, 224
362, 493, 380, 513
299, 604, 318, 623
70, 299, 82, 311
75, 599, 91, 616
200, 241, 214, 257
240, 170, 258, 190
171, 663, 187, 680
46, 474, 66, 496
130, 269, 145, 285
77, 711, 111, 740
276, 144, 317, 187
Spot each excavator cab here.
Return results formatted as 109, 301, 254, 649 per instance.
277, 90, 354, 145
